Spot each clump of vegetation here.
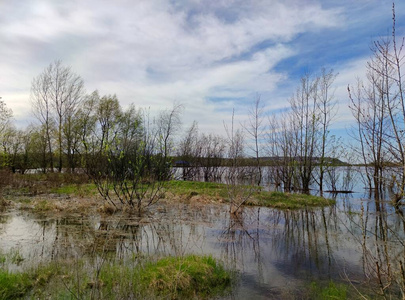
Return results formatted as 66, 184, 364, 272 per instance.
249, 191, 335, 209
309, 281, 347, 300
0, 254, 232, 299
0, 270, 32, 299
0, 197, 10, 212
8, 248, 24, 265
33, 199, 55, 212
140, 255, 232, 298
0, 261, 60, 299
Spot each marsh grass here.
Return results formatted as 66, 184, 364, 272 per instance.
166, 180, 228, 199
309, 281, 348, 299
0, 248, 24, 266
140, 255, 232, 298
33, 199, 56, 212
249, 191, 335, 209
0, 197, 10, 212
4, 173, 92, 196
0, 270, 32, 299
5, 177, 332, 216
1, 254, 232, 299
8, 248, 24, 265
167, 180, 334, 209
0, 255, 57, 299
50, 183, 97, 198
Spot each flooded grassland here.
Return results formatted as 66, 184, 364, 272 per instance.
0, 175, 404, 299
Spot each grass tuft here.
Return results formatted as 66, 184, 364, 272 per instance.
0, 270, 32, 299
140, 255, 231, 298
33, 199, 55, 212
310, 281, 347, 299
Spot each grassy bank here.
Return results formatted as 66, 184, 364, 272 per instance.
166, 180, 334, 209
0, 254, 232, 299
3, 173, 334, 212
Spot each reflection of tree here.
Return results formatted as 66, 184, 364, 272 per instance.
217, 206, 340, 295
345, 198, 405, 298
270, 208, 339, 280
38, 205, 209, 263
0, 214, 11, 234
220, 211, 253, 269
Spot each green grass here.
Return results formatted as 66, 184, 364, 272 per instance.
140, 255, 232, 298
310, 281, 347, 300
0, 262, 59, 299
166, 180, 334, 209
249, 190, 335, 209
50, 183, 97, 197
0, 254, 231, 299
0, 270, 32, 299
166, 180, 228, 199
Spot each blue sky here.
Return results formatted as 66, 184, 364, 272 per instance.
0, 0, 404, 139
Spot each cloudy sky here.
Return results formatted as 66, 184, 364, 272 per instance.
1, 0, 404, 138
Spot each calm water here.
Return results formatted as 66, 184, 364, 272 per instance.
1, 170, 404, 298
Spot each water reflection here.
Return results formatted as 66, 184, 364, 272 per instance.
1, 195, 404, 298
341, 198, 405, 298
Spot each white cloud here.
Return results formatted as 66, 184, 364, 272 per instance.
0, 0, 348, 134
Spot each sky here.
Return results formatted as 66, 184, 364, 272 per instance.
1, 0, 404, 141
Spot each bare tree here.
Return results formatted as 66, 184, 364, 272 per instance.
31, 60, 85, 172
316, 69, 338, 192
96, 94, 122, 153
374, 4, 405, 206
224, 109, 257, 214
267, 111, 299, 191
177, 121, 201, 180
244, 94, 265, 186
199, 133, 226, 182
157, 102, 183, 159
290, 73, 320, 193
0, 100, 13, 137
267, 70, 338, 193
31, 75, 55, 172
